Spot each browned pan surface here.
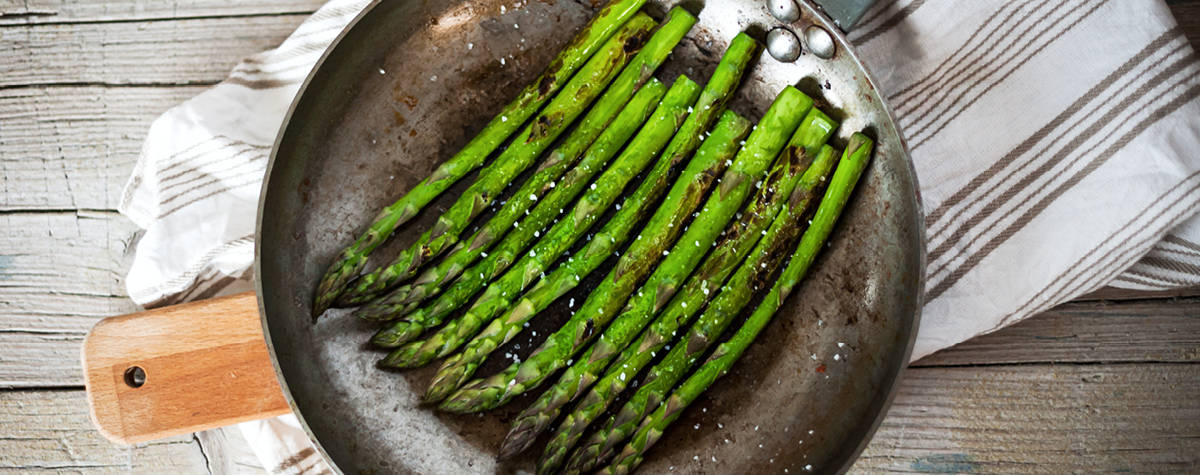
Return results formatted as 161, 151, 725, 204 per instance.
256, 0, 923, 472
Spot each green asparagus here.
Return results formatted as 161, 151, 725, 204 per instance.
421, 34, 761, 402
353, 78, 668, 324
603, 135, 873, 475
339, 8, 699, 306
312, 0, 649, 315
566, 142, 839, 473
508, 108, 837, 466
372, 76, 698, 355
375, 34, 758, 351
439, 86, 811, 414
332, 14, 655, 311
421, 111, 750, 399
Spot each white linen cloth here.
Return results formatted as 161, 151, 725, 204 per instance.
118, 0, 1200, 472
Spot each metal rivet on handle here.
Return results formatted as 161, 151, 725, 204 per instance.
804, 25, 836, 59
766, 27, 802, 62
766, 0, 801, 22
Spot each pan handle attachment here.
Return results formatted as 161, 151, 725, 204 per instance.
81, 291, 290, 444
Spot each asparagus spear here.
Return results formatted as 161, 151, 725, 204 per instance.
339, 8, 699, 306
353, 78, 669, 323
422, 34, 762, 401
439, 86, 811, 414
328, 15, 656, 312
370, 77, 701, 348
312, 0, 649, 315
507, 109, 837, 465
565, 142, 839, 473
370, 76, 691, 350
426, 111, 751, 401
396, 111, 748, 378
372, 33, 760, 343
603, 135, 873, 475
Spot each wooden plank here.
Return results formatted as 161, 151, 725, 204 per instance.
853, 363, 1200, 473
0, 211, 140, 388
915, 298, 1200, 367
0, 389, 208, 473
0, 15, 309, 87
1, 86, 207, 211
0, 0, 324, 26
1075, 285, 1200, 302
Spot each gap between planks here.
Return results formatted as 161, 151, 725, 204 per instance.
0, 14, 312, 88
852, 362, 1200, 473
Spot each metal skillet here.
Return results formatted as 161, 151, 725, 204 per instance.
82, 0, 923, 473
261, 0, 922, 472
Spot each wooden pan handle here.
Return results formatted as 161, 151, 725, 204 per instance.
81, 291, 290, 444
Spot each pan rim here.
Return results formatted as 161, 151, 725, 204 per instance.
254, 1, 385, 473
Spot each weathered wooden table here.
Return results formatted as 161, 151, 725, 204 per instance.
1, 1, 1198, 472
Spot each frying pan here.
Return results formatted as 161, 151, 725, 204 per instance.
82, 0, 924, 473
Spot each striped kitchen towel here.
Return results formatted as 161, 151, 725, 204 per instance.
117, 0, 1200, 472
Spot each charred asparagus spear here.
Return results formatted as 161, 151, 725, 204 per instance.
506, 109, 837, 466
329, 14, 655, 310
603, 134, 873, 475
312, 0, 648, 315
566, 142, 840, 473
371, 32, 759, 342
425, 112, 750, 401
439, 86, 811, 414
393, 110, 744, 379
353, 78, 668, 324
422, 33, 762, 402
370, 76, 698, 352
339, 7, 698, 306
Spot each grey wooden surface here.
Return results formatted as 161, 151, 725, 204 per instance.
0, 0, 1197, 473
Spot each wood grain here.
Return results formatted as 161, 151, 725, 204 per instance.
853, 363, 1200, 473
915, 298, 1200, 367
1076, 285, 1200, 302
1, 15, 309, 87
0, 211, 139, 388
1, 86, 206, 211
0, 389, 208, 473
82, 291, 289, 444
0, 0, 324, 26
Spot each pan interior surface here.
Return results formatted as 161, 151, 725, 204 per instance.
257, 0, 923, 473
